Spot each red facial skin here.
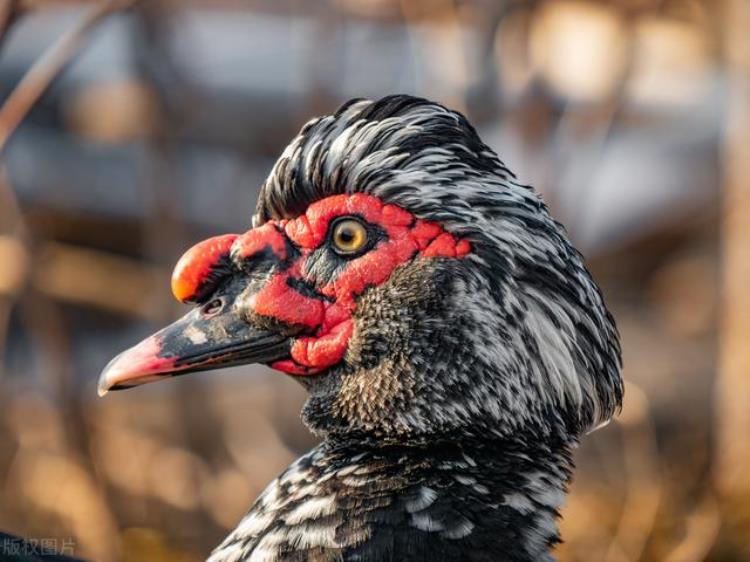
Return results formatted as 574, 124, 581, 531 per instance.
171, 234, 238, 303
172, 194, 471, 375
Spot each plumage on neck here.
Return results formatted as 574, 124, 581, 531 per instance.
209, 432, 574, 562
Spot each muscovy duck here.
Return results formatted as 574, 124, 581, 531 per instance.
99, 95, 623, 561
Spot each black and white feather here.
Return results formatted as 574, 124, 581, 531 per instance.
213, 95, 622, 561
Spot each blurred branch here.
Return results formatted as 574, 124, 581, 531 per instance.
1, 237, 166, 362
0, 6, 134, 553
32, 242, 166, 319
0, 0, 133, 380
0, 0, 134, 154
716, 0, 750, 554
0, 169, 28, 381
717, 0, 750, 489
0, 0, 21, 48
663, 492, 720, 562
607, 381, 662, 562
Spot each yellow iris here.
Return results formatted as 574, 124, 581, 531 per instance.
332, 218, 368, 255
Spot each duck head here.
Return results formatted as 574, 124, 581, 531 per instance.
99, 95, 622, 444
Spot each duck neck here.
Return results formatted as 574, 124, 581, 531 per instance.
323, 432, 575, 560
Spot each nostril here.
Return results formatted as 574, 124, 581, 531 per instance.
201, 298, 224, 316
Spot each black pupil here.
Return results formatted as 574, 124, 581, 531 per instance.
339, 228, 355, 243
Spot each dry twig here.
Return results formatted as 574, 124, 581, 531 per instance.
0, 0, 21, 46
717, 0, 750, 492
606, 381, 662, 562
716, 0, 750, 555
0, 0, 134, 154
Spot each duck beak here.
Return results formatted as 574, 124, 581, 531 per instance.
97, 305, 291, 396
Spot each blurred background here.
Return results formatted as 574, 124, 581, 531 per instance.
0, 0, 747, 560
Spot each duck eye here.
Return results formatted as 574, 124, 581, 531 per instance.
331, 218, 368, 255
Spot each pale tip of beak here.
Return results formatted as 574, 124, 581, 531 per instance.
97, 336, 172, 397
97, 352, 122, 397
